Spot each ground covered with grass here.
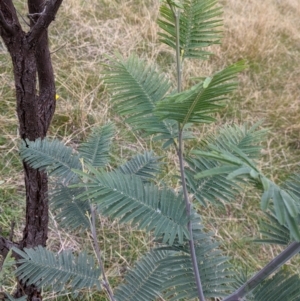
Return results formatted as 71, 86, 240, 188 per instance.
0, 0, 300, 299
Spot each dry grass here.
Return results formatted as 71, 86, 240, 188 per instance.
0, 0, 300, 298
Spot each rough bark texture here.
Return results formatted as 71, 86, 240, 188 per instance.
0, 0, 63, 299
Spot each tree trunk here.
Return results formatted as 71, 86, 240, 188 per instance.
0, 0, 63, 299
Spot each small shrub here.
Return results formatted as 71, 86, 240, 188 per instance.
3, 0, 300, 300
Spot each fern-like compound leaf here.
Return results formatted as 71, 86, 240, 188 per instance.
117, 151, 161, 181
20, 138, 81, 184
13, 246, 101, 293
104, 54, 178, 145
76, 169, 189, 245
185, 156, 240, 206
155, 61, 246, 127
193, 125, 300, 241
158, 0, 222, 60
114, 250, 169, 301
255, 212, 291, 246
78, 123, 114, 167
159, 214, 233, 300
283, 173, 300, 199
50, 185, 90, 230
250, 270, 300, 301
186, 123, 265, 206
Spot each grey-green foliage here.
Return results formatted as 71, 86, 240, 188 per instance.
155, 61, 246, 127
114, 250, 169, 301
114, 223, 233, 301
284, 173, 300, 199
117, 151, 161, 181
233, 270, 300, 301
21, 138, 82, 184
193, 130, 300, 240
255, 173, 300, 245
252, 271, 300, 301
158, 0, 222, 60
185, 156, 240, 206
233, 269, 300, 301
20, 134, 163, 234
185, 123, 266, 206
19, 122, 115, 186
0, 250, 15, 286
10, 0, 300, 300
4, 294, 27, 301
19, 122, 116, 231
256, 212, 291, 245
78, 123, 115, 167
50, 185, 90, 230
104, 54, 178, 148
76, 168, 190, 245
13, 246, 101, 292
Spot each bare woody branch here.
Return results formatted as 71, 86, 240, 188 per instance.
27, 0, 64, 46
0, 0, 22, 35
0, 10, 13, 34
223, 242, 300, 301
25, 0, 58, 135
0, 235, 19, 259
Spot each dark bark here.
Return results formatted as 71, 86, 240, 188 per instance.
0, 237, 19, 258
0, 0, 63, 299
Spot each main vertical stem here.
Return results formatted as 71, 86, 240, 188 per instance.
178, 130, 206, 301
170, 4, 205, 301
0, 2, 56, 299
90, 205, 116, 301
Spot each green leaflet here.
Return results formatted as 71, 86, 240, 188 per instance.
13, 246, 101, 292
155, 61, 246, 127
75, 169, 190, 245
158, 0, 222, 60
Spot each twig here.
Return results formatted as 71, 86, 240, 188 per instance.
9, 220, 15, 241
223, 242, 300, 301
28, 6, 47, 21
27, 0, 64, 46
174, 11, 182, 93
0, 10, 13, 34
50, 42, 67, 54
15, 8, 30, 27
0, 235, 19, 259
90, 204, 116, 301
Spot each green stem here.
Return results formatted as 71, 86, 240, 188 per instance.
90, 204, 116, 301
167, 2, 205, 300
175, 9, 182, 92
178, 130, 206, 301
224, 242, 300, 301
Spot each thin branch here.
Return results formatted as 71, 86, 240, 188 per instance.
0, 10, 13, 34
50, 42, 67, 54
9, 220, 15, 241
90, 204, 116, 301
224, 241, 300, 301
0, 0, 22, 35
10, 6, 30, 28
174, 10, 182, 93
0, 235, 19, 259
27, 0, 63, 46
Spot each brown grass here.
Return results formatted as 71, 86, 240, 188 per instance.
0, 0, 300, 298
